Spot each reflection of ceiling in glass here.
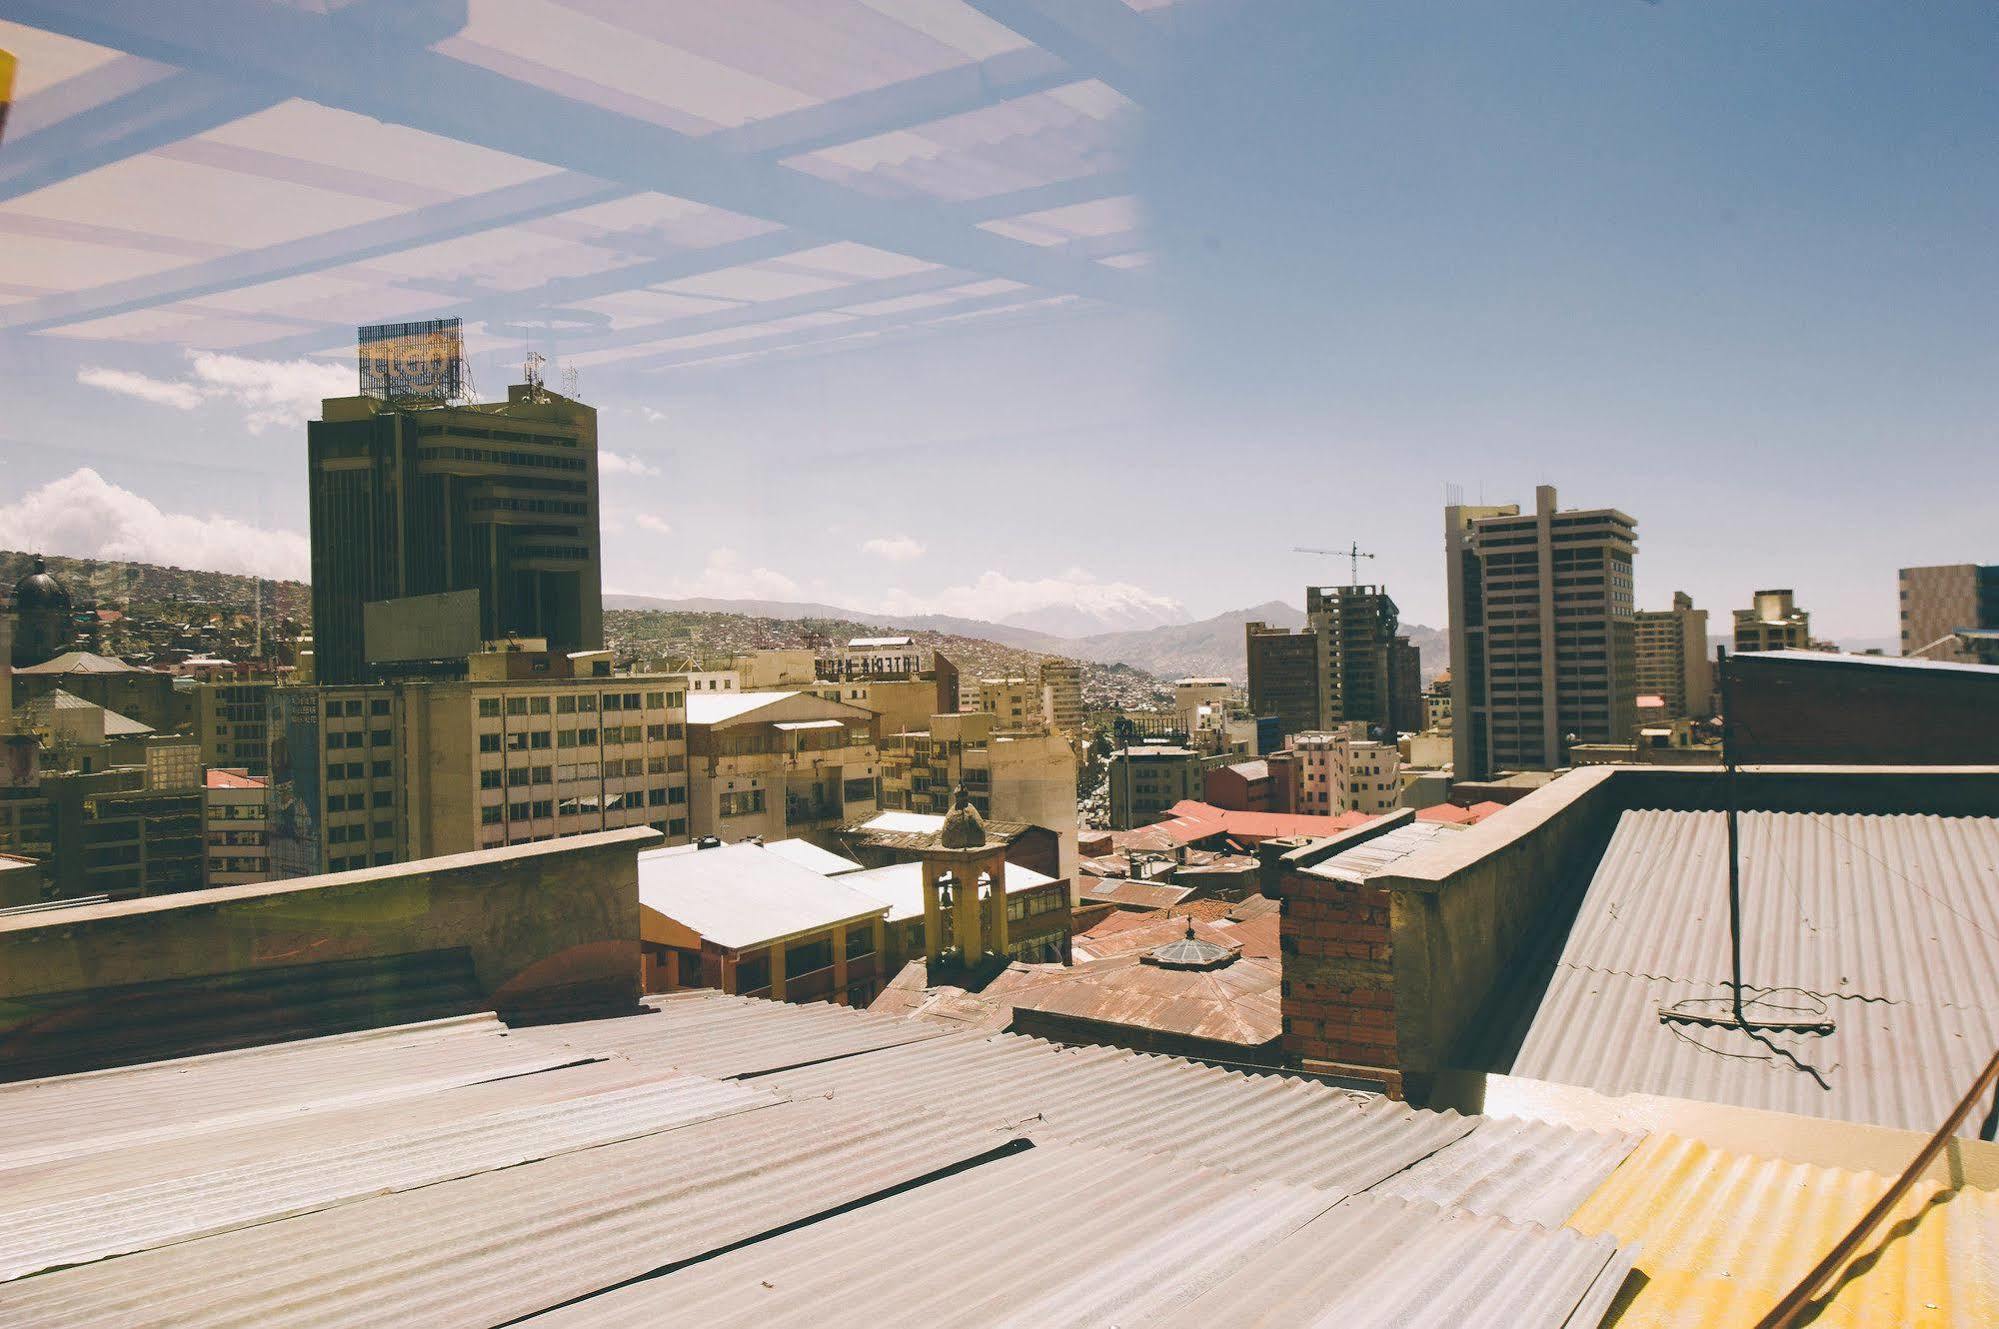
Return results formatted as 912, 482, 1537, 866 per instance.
0, 1, 1177, 376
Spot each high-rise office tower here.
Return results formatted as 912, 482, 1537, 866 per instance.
1446, 486, 1638, 778
1387, 635, 1423, 734
1900, 564, 1999, 663
1732, 589, 1811, 653
1244, 620, 1322, 741
307, 384, 604, 685
1634, 591, 1713, 719
1306, 584, 1400, 736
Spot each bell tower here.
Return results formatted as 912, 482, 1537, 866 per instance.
919, 785, 1010, 972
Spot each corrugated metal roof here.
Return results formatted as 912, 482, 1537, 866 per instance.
1489, 966, 1999, 1138
0, 1014, 585, 1171
1, 1069, 775, 1282
1368, 1114, 1643, 1228
0, 1098, 1014, 1328
637, 840, 887, 948
1470, 809, 1999, 1135
517, 1145, 1629, 1329
1568, 1133, 1999, 1328
1147, 1194, 1633, 1329
750, 1025, 1478, 1193
1557, 810, 1999, 1007
509, 989, 955, 1078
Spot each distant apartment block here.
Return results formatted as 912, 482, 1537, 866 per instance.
1900, 563, 1999, 663
1447, 486, 1638, 779
307, 384, 604, 685
1423, 677, 1452, 735
1106, 744, 1204, 830
1284, 725, 1402, 817
1306, 584, 1400, 735
194, 679, 274, 774
1244, 620, 1321, 740
1173, 676, 1232, 737
202, 768, 270, 888
1388, 635, 1422, 734
1633, 591, 1714, 719
1733, 588, 1812, 653
684, 690, 873, 842
971, 676, 1045, 732
875, 709, 1079, 882
1038, 659, 1084, 735
268, 646, 690, 878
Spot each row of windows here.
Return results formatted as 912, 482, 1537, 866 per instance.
477, 691, 682, 719
325, 698, 392, 718
328, 760, 393, 784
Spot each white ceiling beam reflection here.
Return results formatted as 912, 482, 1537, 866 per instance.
11, 0, 1144, 330
0, 40, 1100, 338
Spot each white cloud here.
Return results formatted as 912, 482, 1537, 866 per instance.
76, 367, 204, 411
187, 352, 352, 433
599, 449, 661, 477
670, 548, 802, 601
76, 353, 349, 433
861, 535, 925, 561
0, 468, 310, 582
641, 407, 668, 424
867, 568, 1184, 631
636, 513, 672, 535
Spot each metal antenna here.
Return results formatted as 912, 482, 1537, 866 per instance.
1294, 542, 1377, 584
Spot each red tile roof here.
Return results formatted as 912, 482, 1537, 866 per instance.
1155, 800, 1377, 846
1415, 800, 1509, 826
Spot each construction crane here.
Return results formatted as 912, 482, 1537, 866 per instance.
1295, 542, 1376, 584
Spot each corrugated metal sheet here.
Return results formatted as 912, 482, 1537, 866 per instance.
517, 1145, 1626, 1329
0, 1014, 587, 1170
0, 1098, 1012, 1329
509, 988, 953, 1077
1367, 1114, 1643, 1227
1568, 1133, 1999, 1328
1, 1070, 775, 1282
750, 1023, 1477, 1193
518, 1140, 1343, 1328
1147, 1194, 1632, 1329
1558, 810, 1999, 1007
1494, 965, 1999, 1137
1471, 808, 1999, 1136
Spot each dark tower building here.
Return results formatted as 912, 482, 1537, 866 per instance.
307, 384, 604, 684
10, 555, 74, 669
1306, 584, 1400, 736
1387, 635, 1423, 734
1244, 620, 1321, 742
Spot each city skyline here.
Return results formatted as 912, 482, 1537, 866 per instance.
3, 2, 1992, 642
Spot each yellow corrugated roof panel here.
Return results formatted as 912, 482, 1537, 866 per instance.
1569, 1133, 1999, 1327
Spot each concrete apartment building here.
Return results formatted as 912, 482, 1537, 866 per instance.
1307, 584, 1401, 736
202, 768, 270, 888
1423, 678, 1452, 735
1173, 677, 1233, 739
1244, 620, 1321, 740
1039, 658, 1084, 735
1446, 487, 1638, 779
1106, 743, 1204, 829
971, 676, 1045, 732
684, 690, 877, 843
1633, 591, 1713, 720
1901, 563, 1999, 662
193, 679, 273, 775
875, 710, 1078, 882
1285, 725, 1403, 816
1733, 588, 1812, 653
307, 384, 604, 685
268, 650, 691, 878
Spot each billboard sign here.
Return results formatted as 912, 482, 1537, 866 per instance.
358, 318, 463, 403
267, 690, 324, 879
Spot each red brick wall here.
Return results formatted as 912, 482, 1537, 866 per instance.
1279, 864, 1396, 1070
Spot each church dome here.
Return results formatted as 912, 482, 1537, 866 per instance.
12, 556, 71, 614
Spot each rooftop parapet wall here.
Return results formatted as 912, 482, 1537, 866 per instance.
0, 828, 657, 1077
1376, 765, 1999, 1099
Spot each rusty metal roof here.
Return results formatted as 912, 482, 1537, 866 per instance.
1469, 809, 1999, 1135
0, 989, 1844, 1327
1569, 1133, 1999, 1328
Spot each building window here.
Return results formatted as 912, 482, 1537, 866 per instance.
481, 806, 502, 826
719, 789, 765, 818
478, 698, 501, 718
506, 697, 528, 716
530, 696, 551, 714
479, 734, 501, 754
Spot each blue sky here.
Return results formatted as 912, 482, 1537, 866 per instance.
1, 0, 1991, 641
